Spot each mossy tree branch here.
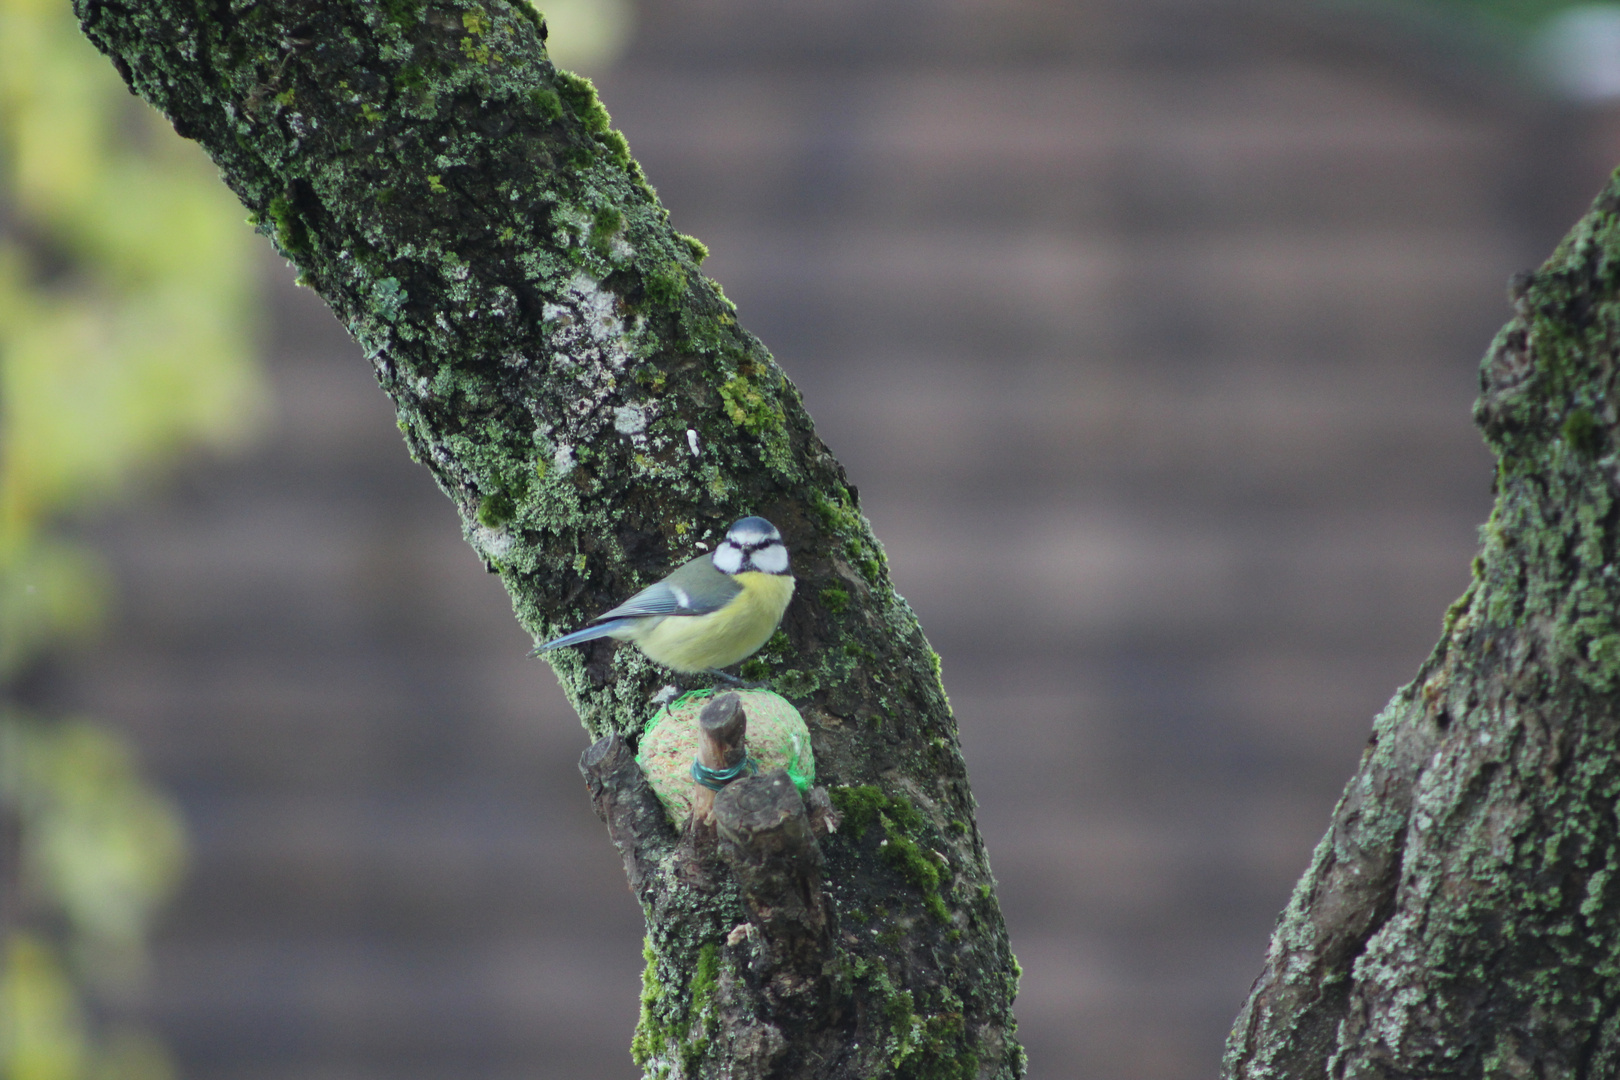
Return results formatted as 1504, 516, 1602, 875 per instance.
1225, 175, 1620, 1078
72, 1, 1021, 1076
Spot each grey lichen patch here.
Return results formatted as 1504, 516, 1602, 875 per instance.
371, 275, 408, 321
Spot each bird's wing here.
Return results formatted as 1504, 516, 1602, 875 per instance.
532, 618, 639, 653
594, 554, 741, 621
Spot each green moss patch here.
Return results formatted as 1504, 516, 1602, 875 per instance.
265, 193, 309, 256
1562, 407, 1603, 457
830, 785, 950, 921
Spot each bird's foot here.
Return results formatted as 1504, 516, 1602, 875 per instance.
706, 668, 770, 691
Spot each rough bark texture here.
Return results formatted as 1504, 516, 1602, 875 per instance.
1225, 175, 1620, 1078
71, 1, 1020, 1077
580, 732, 668, 896
716, 770, 835, 992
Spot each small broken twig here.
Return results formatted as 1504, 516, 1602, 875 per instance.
579, 732, 673, 896
690, 691, 755, 824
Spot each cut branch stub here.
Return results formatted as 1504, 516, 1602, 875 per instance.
579, 733, 672, 898
715, 770, 834, 1005
692, 691, 751, 824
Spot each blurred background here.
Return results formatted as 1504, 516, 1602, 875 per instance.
5, 0, 1620, 1078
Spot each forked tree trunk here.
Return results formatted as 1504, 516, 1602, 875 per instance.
73, 2, 1022, 1077
1226, 176, 1620, 1078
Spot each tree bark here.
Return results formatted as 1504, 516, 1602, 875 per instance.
1225, 177, 1620, 1077
72, 2, 1021, 1076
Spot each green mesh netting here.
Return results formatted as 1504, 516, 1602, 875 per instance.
636, 688, 815, 822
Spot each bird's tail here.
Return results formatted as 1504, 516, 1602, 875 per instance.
528, 618, 636, 657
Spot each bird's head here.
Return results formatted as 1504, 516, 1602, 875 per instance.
712, 516, 790, 576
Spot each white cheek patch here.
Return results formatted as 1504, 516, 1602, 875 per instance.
750, 542, 789, 575
711, 543, 744, 574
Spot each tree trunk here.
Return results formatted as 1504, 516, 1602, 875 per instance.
1225, 176, 1620, 1077
72, 2, 1022, 1077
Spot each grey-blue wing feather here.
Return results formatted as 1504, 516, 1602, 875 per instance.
532, 617, 640, 654
594, 581, 692, 620
532, 554, 740, 656
595, 555, 740, 620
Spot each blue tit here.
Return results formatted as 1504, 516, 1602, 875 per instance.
534, 516, 795, 674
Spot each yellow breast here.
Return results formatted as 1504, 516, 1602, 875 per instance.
633, 572, 795, 672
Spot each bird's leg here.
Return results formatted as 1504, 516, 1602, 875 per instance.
706, 668, 769, 691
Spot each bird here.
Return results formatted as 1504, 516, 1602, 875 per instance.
533, 516, 795, 675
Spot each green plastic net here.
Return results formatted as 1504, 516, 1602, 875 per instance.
636, 688, 815, 821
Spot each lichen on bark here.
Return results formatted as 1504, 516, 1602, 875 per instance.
71, 0, 1022, 1075
1225, 173, 1620, 1079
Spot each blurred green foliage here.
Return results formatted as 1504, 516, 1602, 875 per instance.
0, 0, 265, 676
532, 0, 634, 72
1, 719, 186, 975
1415, 0, 1591, 33
0, 0, 262, 1073
0, 722, 185, 1080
